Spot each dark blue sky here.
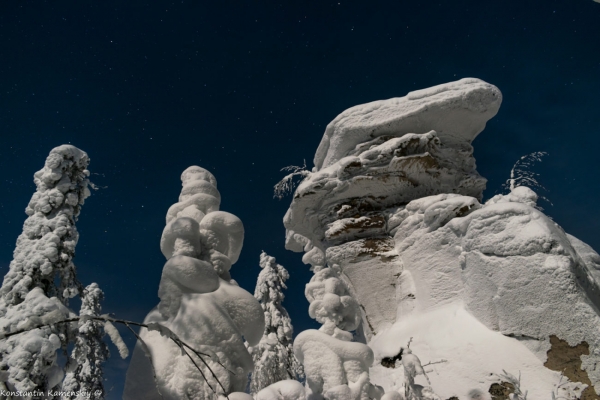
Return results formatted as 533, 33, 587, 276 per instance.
1, 1, 599, 398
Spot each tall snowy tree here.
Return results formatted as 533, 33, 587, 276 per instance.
249, 252, 303, 394
62, 283, 109, 400
0, 145, 92, 394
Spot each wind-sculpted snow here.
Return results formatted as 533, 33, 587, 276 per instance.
294, 329, 383, 400
283, 78, 600, 398
313, 78, 501, 170
124, 166, 264, 400
293, 242, 382, 398
0, 145, 91, 394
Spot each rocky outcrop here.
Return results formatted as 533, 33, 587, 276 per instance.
284, 78, 600, 399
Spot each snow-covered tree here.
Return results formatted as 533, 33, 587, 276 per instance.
250, 252, 303, 394
0, 145, 91, 394
62, 283, 109, 399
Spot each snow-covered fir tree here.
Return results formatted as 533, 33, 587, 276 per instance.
0, 145, 92, 394
249, 252, 303, 394
62, 283, 109, 400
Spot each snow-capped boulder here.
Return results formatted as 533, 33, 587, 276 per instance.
284, 78, 600, 398
124, 166, 264, 400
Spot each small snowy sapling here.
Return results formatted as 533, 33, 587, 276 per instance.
249, 252, 303, 394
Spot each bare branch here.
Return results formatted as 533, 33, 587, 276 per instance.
273, 160, 310, 200
0, 315, 232, 398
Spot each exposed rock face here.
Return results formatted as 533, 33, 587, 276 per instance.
285, 78, 600, 398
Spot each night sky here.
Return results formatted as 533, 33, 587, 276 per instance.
1, 1, 599, 398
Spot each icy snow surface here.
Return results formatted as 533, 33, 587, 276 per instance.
123, 166, 264, 400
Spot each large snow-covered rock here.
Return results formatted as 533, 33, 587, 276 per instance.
284, 78, 600, 399
124, 167, 264, 400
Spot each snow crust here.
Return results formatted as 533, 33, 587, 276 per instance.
124, 166, 264, 400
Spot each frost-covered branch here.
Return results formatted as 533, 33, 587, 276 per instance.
496, 370, 528, 400
273, 160, 310, 200
505, 151, 548, 192
0, 315, 230, 398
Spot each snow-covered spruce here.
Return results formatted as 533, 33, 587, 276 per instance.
0, 145, 91, 394
249, 252, 303, 394
62, 283, 109, 400
123, 166, 264, 400
283, 78, 600, 398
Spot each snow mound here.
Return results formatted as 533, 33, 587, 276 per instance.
255, 380, 306, 400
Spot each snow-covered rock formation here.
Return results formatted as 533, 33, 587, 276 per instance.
123, 166, 265, 400
0, 145, 91, 394
284, 78, 600, 399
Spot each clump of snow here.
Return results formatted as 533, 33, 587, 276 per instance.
255, 379, 306, 400
305, 265, 361, 333
104, 321, 128, 359
486, 185, 538, 208
124, 166, 264, 400
0, 288, 70, 392
199, 211, 244, 265
294, 329, 383, 399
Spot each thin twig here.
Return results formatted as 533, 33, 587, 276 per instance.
180, 341, 236, 376
422, 359, 447, 367
179, 342, 216, 395
1, 316, 233, 398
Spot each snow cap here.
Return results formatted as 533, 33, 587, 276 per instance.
314, 77, 502, 170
